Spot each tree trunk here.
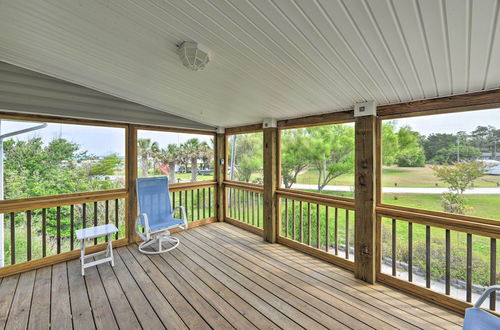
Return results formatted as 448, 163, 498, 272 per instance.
141, 155, 148, 177
168, 161, 176, 183
191, 157, 198, 181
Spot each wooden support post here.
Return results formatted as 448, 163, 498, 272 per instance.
216, 132, 226, 222
354, 115, 377, 283
126, 125, 138, 243
263, 126, 278, 243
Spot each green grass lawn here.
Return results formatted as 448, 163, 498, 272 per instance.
176, 173, 214, 182
294, 165, 500, 188
382, 193, 500, 221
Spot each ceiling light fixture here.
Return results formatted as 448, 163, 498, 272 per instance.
177, 41, 210, 71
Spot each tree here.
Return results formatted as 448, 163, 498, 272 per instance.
181, 138, 203, 181
423, 133, 456, 162
281, 128, 310, 188
432, 145, 481, 164
89, 153, 122, 176
307, 125, 354, 192
471, 125, 500, 158
199, 140, 213, 170
231, 133, 262, 182
381, 122, 399, 166
395, 126, 425, 167
432, 161, 490, 194
155, 144, 181, 183
137, 138, 158, 177
432, 161, 490, 214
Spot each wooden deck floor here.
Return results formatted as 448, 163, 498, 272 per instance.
0, 222, 463, 329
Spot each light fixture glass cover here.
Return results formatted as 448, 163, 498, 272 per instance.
177, 41, 210, 71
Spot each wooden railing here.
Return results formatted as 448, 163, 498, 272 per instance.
0, 181, 217, 277
169, 181, 217, 225
376, 205, 500, 313
224, 181, 264, 234
0, 190, 128, 276
277, 189, 355, 270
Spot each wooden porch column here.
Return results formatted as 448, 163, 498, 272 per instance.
354, 115, 377, 283
126, 125, 138, 243
263, 126, 278, 243
216, 131, 226, 222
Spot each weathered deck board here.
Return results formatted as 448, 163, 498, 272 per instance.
5, 270, 35, 330
50, 263, 72, 330
0, 222, 463, 329
28, 267, 51, 330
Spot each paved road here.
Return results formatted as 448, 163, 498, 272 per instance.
291, 184, 500, 194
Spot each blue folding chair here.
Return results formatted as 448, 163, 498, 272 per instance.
463, 286, 500, 329
135, 176, 188, 254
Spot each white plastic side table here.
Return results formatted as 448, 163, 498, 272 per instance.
75, 224, 118, 276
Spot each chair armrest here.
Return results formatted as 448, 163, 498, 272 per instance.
474, 285, 500, 308
173, 206, 188, 229
136, 213, 150, 239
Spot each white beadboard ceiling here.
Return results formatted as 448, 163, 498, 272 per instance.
0, 0, 499, 128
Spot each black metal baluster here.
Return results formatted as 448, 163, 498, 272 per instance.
392, 219, 396, 276
466, 233, 472, 302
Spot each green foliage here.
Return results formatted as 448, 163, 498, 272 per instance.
432, 161, 490, 194
381, 123, 425, 167
89, 153, 122, 176
431, 145, 481, 164
395, 126, 425, 167
440, 192, 471, 215
432, 161, 491, 215
229, 133, 263, 183
382, 223, 490, 286
137, 138, 159, 177
306, 125, 355, 192
137, 137, 213, 182
281, 128, 309, 188
382, 122, 399, 166
423, 133, 457, 162
3, 137, 124, 240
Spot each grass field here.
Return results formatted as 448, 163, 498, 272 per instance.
295, 165, 500, 188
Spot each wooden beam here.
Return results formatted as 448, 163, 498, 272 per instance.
263, 127, 278, 243
377, 88, 500, 118
277, 110, 354, 128
225, 123, 263, 135
126, 125, 138, 243
354, 115, 377, 283
216, 133, 226, 222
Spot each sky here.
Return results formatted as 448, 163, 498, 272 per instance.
390, 108, 500, 136
0, 120, 211, 156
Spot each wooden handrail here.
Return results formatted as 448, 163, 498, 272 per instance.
224, 180, 264, 192
377, 203, 500, 227
169, 180, 216, 192
0, 190, 128, 214
376, 206, 500, 238
277, 189, 355, 210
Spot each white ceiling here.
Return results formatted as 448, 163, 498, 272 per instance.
0, 0, 499, 128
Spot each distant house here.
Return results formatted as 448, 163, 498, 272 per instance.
479, 152, 500, 161
489, 164, 500, 175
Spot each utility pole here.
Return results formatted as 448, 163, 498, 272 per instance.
0, 120, 47, 267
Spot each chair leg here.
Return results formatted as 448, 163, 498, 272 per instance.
108, 235, 115, 267
80, 239, 86, 276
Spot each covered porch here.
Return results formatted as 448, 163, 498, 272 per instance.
0, 223, 463, 329
1, 0, 500, 329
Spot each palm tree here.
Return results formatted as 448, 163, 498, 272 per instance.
199, 140, 214, 171
181, 138, 203, 181
137, 138, 158, 177
156, 144, 181, 183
